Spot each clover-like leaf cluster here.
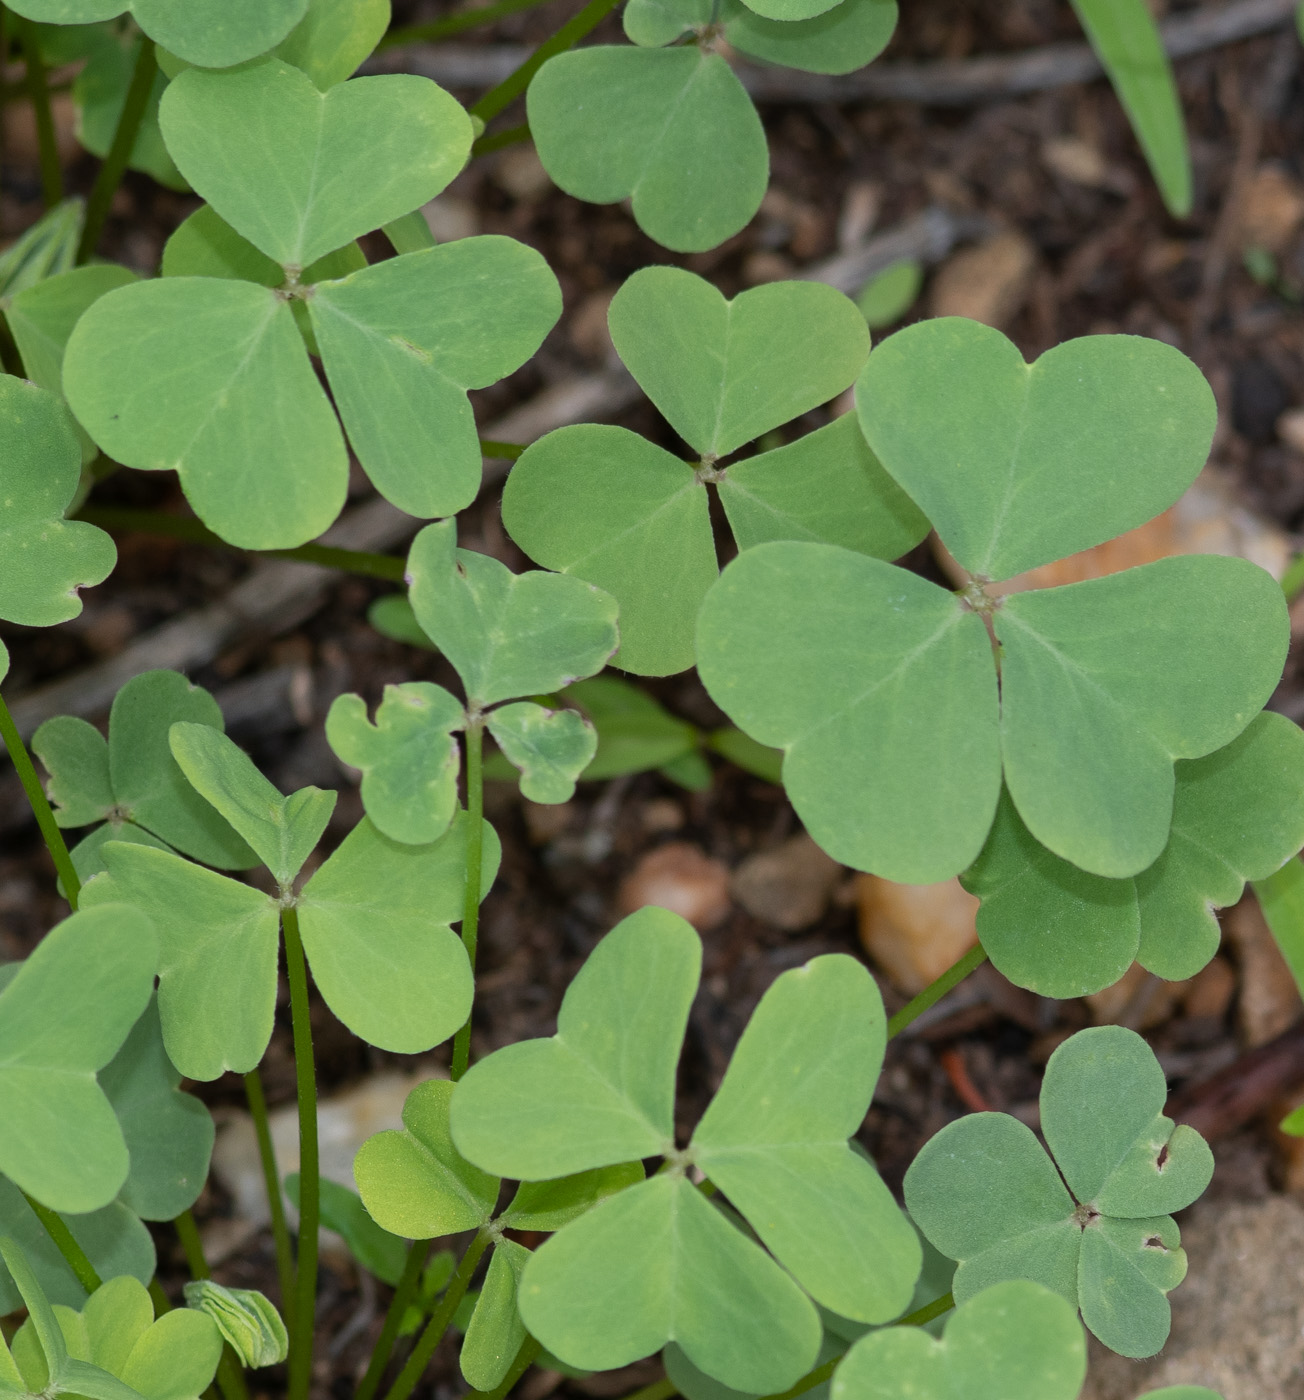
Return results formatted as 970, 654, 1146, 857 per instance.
905, 1026, 1213, 1359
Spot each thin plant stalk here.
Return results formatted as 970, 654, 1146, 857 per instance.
173, 1212, 253, 1400
382, 1231, 492, 1400
472, 123, 531, 158
77, 37, 157, 264
450, 718, 485, 1082
621, 1381, 678, 1400
356, 1240, 431, 1400
471, 0, 621, 124
381, 0, 554, 48
282, 904, 320, 1400
22, 1193, 100, 1293
885, 943, 987, 1040
243, 1067, 297, 1319
471, 1336, 542, 1400
14, 16, 61, 208
0, 692, 80, 906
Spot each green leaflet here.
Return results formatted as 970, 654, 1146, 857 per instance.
485, 702, 597, 804
34, 670, 258, 879
697, 541, 1000, 882
461, 1239, 530, 1391
503, 270, 914, 675
831, 1280, 1086, 1400
995, 556, 1288, 876
520, 1176, 821, 1392
451, 910, 917, 1388
1070, 0, 1191, 217
5, 0, 307, 67
0, 1179, 155, 1315
965, 712, 1304, 996
63, 276, 349, 550
285, 1174, 407, 1284
99, 997, 214, 1222
159, 60, 470, 271
161, 205, 366, 289
73, 31, 184, 191
183, 1282, 287, 1368
607, 268, 870, 460
698, 542, 1286, 882
275, 0, 391, 88
326, 683, 464, 845
80, 844, 279, 1082
167, 722, 335, 887
8, 1274, 221, 1400
855, 319, 1216, 581
904, 1026, 1213, 1359
308, 240, 562, 519
625, 0, 898, 78
0, 375, 116, 628
406, 520, 619, 707
0, 906, 156, 1214
527, 47, 767, 254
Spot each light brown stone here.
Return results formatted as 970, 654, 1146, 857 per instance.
617, 843, 732, 930
731, 833, 843, 931
1238, 165, 1304, 255
856, 874, 978, 994
928, 230, 1037, 329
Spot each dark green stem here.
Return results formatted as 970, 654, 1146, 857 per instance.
472, 123, 531, 158
355, 1240, 431, 1400
479, 439, 525, 460
243, 1068, 297, 1320
77, 37, 156, 264
282, 905, 319, 1400
621, 1382, 678, 1400
76, 506, 408, 582
451, 719, 485, 1082
23, 1194, 100, 1294
382, 1232, 491, 1400
897, 1291, 954, 1328
174, 1213, 252, 1400
471, 1336, 542, 1400
0, 692, 80, 907
382, 0, 555, 47
885, 944, 987, 1040
15, 17, 61, 208
470, 0, 621, 123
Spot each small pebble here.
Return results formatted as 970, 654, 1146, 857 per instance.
617, 843, 731, 930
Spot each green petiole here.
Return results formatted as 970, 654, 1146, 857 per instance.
381, 0, 556, 48
0, 691, 80, 906
451, 718, 486, 1082
22, 1192, 100, 1294
886, 944, 988, 1040
243, 1067, 297, 1325
355, 1239, 431, 1400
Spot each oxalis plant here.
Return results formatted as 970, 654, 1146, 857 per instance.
0, 1, 1294, 1399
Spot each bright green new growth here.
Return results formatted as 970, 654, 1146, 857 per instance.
0, 375, 115, 631
326, 683, 465, 845
504, 268, 924, 675
406, 520, 620, 706
855, 259, 922, 330
485, 703, 597, 804
832, 1280, 1086, 1400
0, 906, 157, 1215
905, 1026, 1213, 1359
966, 712, 1304, 997
183, 1281, 288, 1368
34, 670, 257, 881
6, 1271, 221, 1400
5, 0, 307, 67
445, 908, 919, 1391
698, 319, 1287, 881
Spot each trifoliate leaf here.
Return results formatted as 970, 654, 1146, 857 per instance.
406, 519, 619, 706
160, 60, 470, 270
326, 683, 464, 845
161, 204, 366, 288
486, 703, 596, 804
0, 375, 116, 628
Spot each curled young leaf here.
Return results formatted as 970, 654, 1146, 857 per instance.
183, 1281, 288, 1368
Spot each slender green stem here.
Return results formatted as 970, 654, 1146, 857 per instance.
15, 17, 61, 208
885, 944, 987, 1040
214, 1352, 252, 1400
896, 1291, 954, 1328
243, 1068, 297, 1319
451, 719, 485, 1082
77, 37, 156, 264
471, 0, 621, 123
148, 1278, 171, 1316
281, 906, 319, 1400
1281, 552, 1304, 602
173, 1214, 252, 1400
356, 1240, 431, 1400
382, 0, 555, 47
76, 506, 408, 582
472, 123, 531, 158
382, 1232, 491, 1400
0, 692, 80, 907
621, 1381, 678, 1400
470, 1335, 542, 1400
22, 1194, 100, 1294
479, 439, 525, 460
